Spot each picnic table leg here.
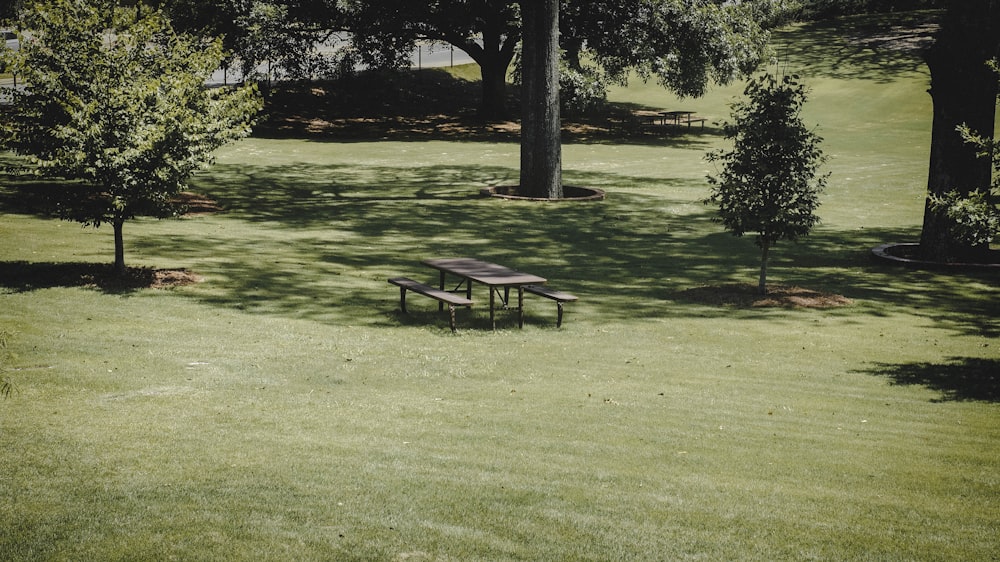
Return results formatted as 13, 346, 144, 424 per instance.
398, 287, 408, 313
518, 286, 525, 328
438, 270, 446, 312
490, 287, 496, 330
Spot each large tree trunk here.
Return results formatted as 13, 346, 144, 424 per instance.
519, 0, 562, 199
920, 1, 1000, 262
479, 50, 511, 121
479, 14, 517, 121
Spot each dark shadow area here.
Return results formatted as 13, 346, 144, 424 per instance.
255, 67, 723, 147
0, 175, 66, 219
858, 357, 1000, 403
0, 261, 200, 293
772, 10, 940, 82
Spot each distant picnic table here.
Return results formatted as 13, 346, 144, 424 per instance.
657, 110, 706, 128
631, 109, 707, 129
389, 257, 578, 331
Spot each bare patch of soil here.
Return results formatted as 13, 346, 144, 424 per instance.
677, 284, 852, 309
172, 191, 224, 215
71, 266, 204, 291
148, 269, 204, 289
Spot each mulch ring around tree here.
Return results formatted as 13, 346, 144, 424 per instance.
676, 283, 853, 309
173, 191, 224, 215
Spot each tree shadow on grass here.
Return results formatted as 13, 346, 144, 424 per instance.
5, 158, 998, 335
0, 261, 201, 294
772, 11, 940, 83
859, 357, 1000, 403
256, 67, 722, 148
102, 160, 994, 336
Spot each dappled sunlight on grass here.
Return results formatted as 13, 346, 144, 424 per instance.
771, 11, 939, 83
63, 143, 985, 340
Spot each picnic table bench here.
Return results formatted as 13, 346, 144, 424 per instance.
388, 277, 473, 332
523, 285, 578, 328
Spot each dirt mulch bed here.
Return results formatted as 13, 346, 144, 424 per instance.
173, 191, 224, 215
77, 266, 203, 291
146, 269, 204, 289
676, 283, 853, 309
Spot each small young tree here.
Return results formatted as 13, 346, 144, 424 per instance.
0, 0, 262, 276
706, 73, 828, 295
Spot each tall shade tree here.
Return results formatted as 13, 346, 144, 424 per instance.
334, 0, 520, 120
330, 0, 778, 120
706, 74, 828, 295
519, 0, 777, 198
919, 0, 1000, 262
519, 0, 561, 198
0, 0, 262, 275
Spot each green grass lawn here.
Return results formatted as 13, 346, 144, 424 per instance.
2, 12, 998, 561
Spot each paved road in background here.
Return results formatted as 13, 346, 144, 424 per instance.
3, 38, 476, 96
207, 41, 475, 85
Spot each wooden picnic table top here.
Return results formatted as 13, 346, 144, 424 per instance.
421, 257, 546, 286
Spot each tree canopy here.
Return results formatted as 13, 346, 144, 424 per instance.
0, 0, 262, 274
560, 0, 777, 98
184, 0, 777, 119
156, 0, 334, 83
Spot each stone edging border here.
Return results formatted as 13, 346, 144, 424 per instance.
480, 185, 606, 202
871, 242, 1000, 270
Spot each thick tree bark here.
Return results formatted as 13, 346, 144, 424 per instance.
451, 7, 518, 120
478, 50, 512, 121
920, 1, 1000, 262
479, 12, 518, 121
519, 0, 562, 199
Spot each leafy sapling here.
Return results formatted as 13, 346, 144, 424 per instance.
706, 73, 829, 295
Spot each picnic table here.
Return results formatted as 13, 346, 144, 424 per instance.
389, 258, 579, 331
658, 110, 694, 125
658, 110, 706, 128
422, 257, 546, 329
